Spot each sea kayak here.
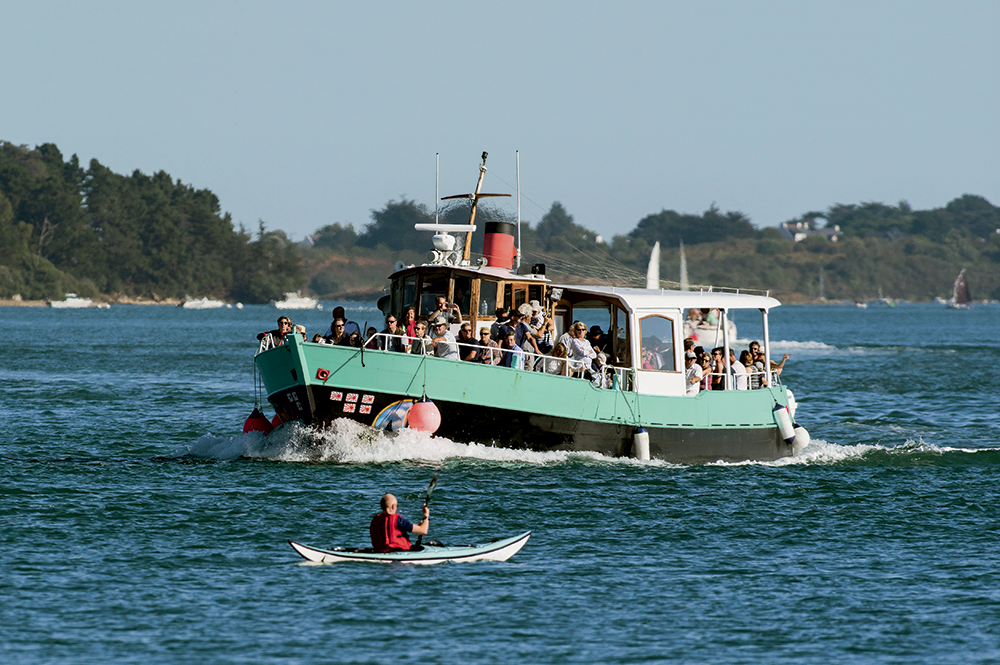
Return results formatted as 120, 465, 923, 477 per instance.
288, 531, 530, 565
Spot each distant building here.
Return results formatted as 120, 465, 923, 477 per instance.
779, 220, 841, 243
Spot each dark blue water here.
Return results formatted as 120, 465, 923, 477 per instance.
3, 302, 999, 664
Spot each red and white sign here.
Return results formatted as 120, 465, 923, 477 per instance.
343, 403, 356, 413
330, 391, 343, 401
346, 393, 359, 403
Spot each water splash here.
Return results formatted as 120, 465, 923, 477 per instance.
177, 423, 998, 468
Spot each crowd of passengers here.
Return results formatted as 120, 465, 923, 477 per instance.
260, 299, 791, 394
675, 338, 792, 397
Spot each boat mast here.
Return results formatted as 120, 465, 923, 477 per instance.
440, 152, 511, 265
435, 153, 439, 224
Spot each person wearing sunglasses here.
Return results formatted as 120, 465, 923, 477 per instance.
380, 315, 406, 353
476, 327, 501, 365
256, 316, 294, 347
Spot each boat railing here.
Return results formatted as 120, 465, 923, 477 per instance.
360, 331, 637, 390
256, 334, 277, 355
701, 368, 781, 390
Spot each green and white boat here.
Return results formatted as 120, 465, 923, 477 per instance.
254, 154, 809, 463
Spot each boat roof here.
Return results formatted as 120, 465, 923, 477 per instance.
554, 285, 781, 311
390, 263, 549, 282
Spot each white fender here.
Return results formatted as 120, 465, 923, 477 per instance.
773, 405, 795, 444
792, 425, 811, 453
633, 427, 650, 461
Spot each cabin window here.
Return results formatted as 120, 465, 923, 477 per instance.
419, 272, 448, 316
614, 306, 631, 367
478, 279, 498, 317
453, 275, 472, 319
572, 300, 613, 355
528, 284, 544, 307
401, 275, 416, 314
639, 315, 676, 371
502, 284, 528, 313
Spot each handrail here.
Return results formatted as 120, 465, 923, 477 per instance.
270, 330, 777, 395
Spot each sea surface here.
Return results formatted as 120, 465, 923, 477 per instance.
2, 302, 999, 664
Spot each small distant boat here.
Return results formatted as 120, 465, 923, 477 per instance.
180, 296, 225, 309
49, 293, 93, 308
270, 291, 321, 310
946, 269, 972, 309
853, 299, 867, 309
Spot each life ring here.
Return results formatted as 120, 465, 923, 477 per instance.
316, 368, 330, 381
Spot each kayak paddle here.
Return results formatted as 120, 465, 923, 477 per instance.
416, 474, 437, 547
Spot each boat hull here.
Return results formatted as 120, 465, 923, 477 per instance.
288, 531, 531, 564
256, 338, 794, 463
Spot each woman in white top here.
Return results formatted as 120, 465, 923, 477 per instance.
568, 322, 596, 377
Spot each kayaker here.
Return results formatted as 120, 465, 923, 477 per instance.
370, 493, 430, 552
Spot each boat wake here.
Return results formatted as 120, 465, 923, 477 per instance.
177, 421, 999, 468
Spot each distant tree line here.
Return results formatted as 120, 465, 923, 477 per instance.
0, 142, 301, 301
5, 140, 998, 302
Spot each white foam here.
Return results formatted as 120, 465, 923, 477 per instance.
176, 425, 988, 467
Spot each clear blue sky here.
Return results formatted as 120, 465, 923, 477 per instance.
3, 1, 997, 241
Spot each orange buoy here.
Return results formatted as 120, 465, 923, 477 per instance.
407, 397, 441, 434
243, 407, 274, 435
271, 413, 283, 429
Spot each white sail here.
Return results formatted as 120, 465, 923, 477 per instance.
679, 239, 688, 291
646, 241, 660, 289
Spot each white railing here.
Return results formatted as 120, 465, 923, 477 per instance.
356, 332, 637, 391
261, 330, 780, 395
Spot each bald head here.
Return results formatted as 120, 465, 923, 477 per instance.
380, 493, 398, 513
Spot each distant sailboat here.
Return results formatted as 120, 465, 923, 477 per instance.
947, 269, 972, 309
646, 241, 660, 289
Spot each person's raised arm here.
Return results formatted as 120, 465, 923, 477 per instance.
410, 502, 430, 536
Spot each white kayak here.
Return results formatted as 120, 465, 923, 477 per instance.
288, 531, 531, 565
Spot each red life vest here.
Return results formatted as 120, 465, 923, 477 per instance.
370, 512, 411, 552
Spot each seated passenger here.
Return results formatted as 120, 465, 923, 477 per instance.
257, 316, 294, 347
402, 306, 417, 343
568, 322, 597, 378
499, 331, 524, 369
710, 348, 726, 390
325, 318, 355, 346
311, 333, 327, 344
502, 309, 541, 357
730, 349, 748, 390
544, 342, 569, 376
322, 306, 360, 339
429, 317, 459, 360
699, 353, 713, 391
476, 327, 501, 365
380, 315, 406, 352
685, 351, 702, 396
456, 323, 478, 362
586, 326, 605, 354
490, 307, 509, 342
409, 319, 434, 355
364, 326, 380, 349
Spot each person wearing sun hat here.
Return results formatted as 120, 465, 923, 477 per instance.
429, 316, 459, 360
